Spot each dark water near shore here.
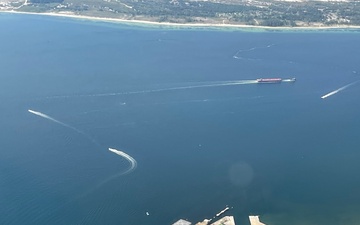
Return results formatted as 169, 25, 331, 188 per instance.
1, 13, 360, 225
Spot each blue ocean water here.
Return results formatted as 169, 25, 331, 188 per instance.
1, 13, 360, 225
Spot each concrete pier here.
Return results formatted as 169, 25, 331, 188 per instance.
249, 216, 266, 225
210, 216, 236, 225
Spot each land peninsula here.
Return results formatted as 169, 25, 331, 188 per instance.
1, 0, 360, 28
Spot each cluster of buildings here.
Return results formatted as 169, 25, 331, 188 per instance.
172, 215, 266, 225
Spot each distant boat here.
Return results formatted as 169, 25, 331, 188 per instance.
216, 206, 229, 217
257, 78, 296, 83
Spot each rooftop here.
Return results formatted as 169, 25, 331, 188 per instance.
173, 219, 192, 225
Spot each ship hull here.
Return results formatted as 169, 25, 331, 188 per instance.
256, 78, 296, 83
257, 78, 282, 83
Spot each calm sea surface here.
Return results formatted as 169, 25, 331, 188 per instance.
1, 13, 360, 225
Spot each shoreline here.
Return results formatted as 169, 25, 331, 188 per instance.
2, 10, 360, 31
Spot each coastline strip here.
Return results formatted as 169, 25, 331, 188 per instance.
2, 10, 360, 30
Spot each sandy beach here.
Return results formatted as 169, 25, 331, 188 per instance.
2, 10, 360, 31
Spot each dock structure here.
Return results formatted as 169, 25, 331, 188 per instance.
173, 219, 192, 225
195, 219, 211, 225
249, 216, 266, 225
209, 216, 236, 225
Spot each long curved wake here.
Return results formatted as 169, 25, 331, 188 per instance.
108, 147, 137, 174
75, 148, 137, 199
28, 110, 137, 175
321, 80, 360, 99
93, 148, 137, 187
28, 110, 138, 206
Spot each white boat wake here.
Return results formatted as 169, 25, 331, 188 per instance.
128, 80, 258, 93
46, 80, 258, 99
108, 147, 137, 174
28, 110, 137, 174
233, 44, 275, 60
321, 80, 360, 99
28, 111, 138, 202
28, 109, 83, 133
28, 109, 97, 145
76, 148, 138, 199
